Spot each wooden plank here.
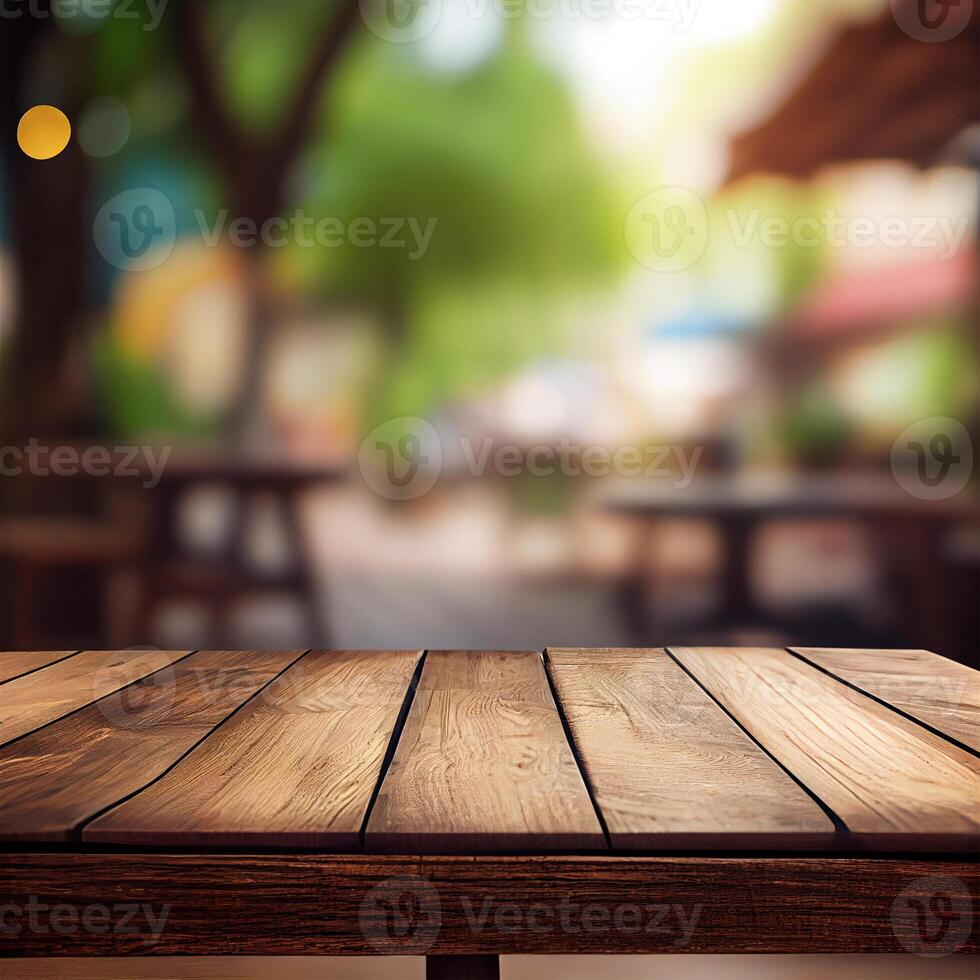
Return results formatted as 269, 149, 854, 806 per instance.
1, 852, 976, 955
0, 650, 190, 745
365, 651, 607, 853
791, 648, 980, 753
0, 650, 302, 842
84, 650, 422, 849
547, 648, 834, 848
671, 647, 980, 850
0, 652, 78, 684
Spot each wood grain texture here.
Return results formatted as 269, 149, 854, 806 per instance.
547, 648, 834, 848
0, 652, 77, 684
0, 650, 302, 842
366, 651, 607, 853
0, 650, 190, 745
84, 650, 422, 849
1, 852, 975, 955
671, 647, 980, 850
792, 648, 980, 752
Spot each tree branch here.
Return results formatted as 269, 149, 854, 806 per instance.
268, 1, 363, 180
176, 1, 362, 216
176, 0, 248, 178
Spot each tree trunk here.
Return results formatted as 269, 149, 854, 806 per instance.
1, 18, 92, 518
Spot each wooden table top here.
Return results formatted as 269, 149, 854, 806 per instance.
603, 473, 979, 519
2, 647, 977, 854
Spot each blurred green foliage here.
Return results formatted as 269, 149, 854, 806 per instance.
93, 4, 624, 433
300, 24, 623, 421
92, 333, 218, 439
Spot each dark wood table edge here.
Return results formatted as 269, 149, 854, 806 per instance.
2, 852, 976, 958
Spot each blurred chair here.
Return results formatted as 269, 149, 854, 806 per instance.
0, 515, 146, 650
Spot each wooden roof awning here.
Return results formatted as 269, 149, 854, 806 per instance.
727, 4, 980, 184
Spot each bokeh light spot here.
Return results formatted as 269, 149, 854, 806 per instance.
17, 105, 72, 160
78, 97, 132, 158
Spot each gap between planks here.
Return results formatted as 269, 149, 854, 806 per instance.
363, 650, 607, 853
7, 648, 976, 854
663, 646, 849, 834
73, 651, 313, 841
83, 650, 425, 849
541, 649, 613, 850
0, 650, 200, 749
786, 647, 980, 759
356, 650, 429, 849
670, 647, 978, 850
0, 651, 82, 686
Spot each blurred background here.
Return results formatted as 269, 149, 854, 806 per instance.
1, 0, 977, 664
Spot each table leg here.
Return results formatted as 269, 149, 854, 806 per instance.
877, 516, 957, 657
716, 514, 765, 626
13, 558, 41, 650
282, 489, 331, 647
133, 486, 178, 647
426, 955, 500, 980
618, 519, 657, 644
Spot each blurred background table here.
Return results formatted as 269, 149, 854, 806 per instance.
606, 474, 979, 658
0, 448, 348, 650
